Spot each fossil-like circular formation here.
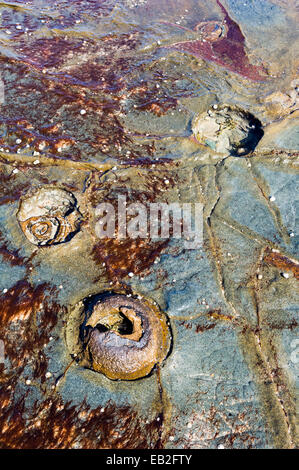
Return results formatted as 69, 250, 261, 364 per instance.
192, 104, 264, 156
69, 292, 172, 381
17, 187, 82, 246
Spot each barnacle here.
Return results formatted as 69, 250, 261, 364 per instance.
67, 292, 172, 381
16, 187, 82, 246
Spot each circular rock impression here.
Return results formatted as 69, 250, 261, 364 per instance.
66, 292, 172, 381
17, 187, 82, 246
192, 104, 264, 156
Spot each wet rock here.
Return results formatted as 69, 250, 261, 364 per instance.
194, 20, 227, 42
167, 0, 268, 81
264, 79, 299, 118
192, 104, 263, 156
17, 187, 82, 246
66, 292, 172, 381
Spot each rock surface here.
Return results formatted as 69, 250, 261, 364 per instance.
0, 0, 298, 449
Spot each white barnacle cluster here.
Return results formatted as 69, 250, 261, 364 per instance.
17, 187, 81, 246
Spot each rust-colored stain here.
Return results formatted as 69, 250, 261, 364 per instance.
130, 80, 178, 117
0, 389, 163, 449
0, 280, 167, 449
178, 317, 218, 333
0, 0, 297, 451
92, 237, 169, 281
0, 280, 56, 327
167, 0, 267, 81
0, 281, 60, 376
0, 164, 31, 206
90, 169, 178, 280
208, 310, 233, 322
0, 232, 26, 267
0, 31, 159, 162
195, 322, 217, 333
138, 100, 176, 117
263, 248, 299, 280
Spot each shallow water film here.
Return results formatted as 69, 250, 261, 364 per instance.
0, 0, 298, 450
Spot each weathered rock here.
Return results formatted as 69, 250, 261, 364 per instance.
17, 187, 82, 246
192, 104, 263, 156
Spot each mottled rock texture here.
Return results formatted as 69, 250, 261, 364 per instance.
0, 0, 298, 449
